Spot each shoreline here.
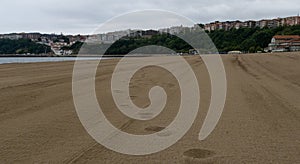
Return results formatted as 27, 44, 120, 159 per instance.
0, 51, 299, 57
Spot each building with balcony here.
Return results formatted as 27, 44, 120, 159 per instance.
268, 35, 300, 52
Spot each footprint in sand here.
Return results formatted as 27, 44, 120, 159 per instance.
144, 126, 165, 132
183, 148, 216, 163
113, 90, 122, 93
138, 112, 155, 119
144, 126, 173, 137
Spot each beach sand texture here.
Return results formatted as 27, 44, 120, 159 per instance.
0, 53, 299, 163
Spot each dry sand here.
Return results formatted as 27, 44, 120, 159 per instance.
0, 52, 299, 163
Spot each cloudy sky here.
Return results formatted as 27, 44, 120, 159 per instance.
0, 0, 299, 34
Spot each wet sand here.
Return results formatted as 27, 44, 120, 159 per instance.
0, 53, 299, 163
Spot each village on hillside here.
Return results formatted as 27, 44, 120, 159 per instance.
0, 15, 300, 55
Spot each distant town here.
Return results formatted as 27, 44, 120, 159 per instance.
0, 15, 300, 55
204, 15, 300, 31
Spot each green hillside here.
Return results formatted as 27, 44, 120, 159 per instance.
0, 39, 51, 54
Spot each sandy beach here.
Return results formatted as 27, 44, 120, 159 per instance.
0, 52, 299, 163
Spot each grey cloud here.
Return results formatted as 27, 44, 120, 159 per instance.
0, 0, 299, 34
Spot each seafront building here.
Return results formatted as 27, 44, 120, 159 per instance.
268, 35, 300, 52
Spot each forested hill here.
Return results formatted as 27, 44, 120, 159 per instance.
207, 25, 300, 53
104, 25, 300, 54
0, 39, 51, 54
1, 25, 300, 55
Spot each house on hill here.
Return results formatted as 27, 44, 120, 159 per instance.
268, 35, 300, 52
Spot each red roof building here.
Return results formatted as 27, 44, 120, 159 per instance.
268, 35, 300, 52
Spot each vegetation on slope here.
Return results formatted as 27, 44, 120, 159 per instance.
0, 39, 51, 54
208, 25, 300, 53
